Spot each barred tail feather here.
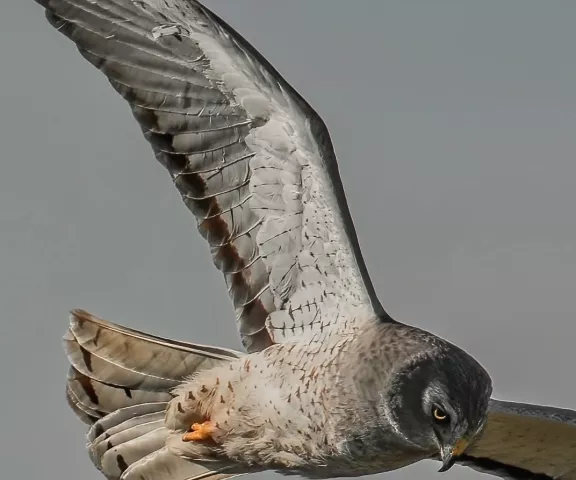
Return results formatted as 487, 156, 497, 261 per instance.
120, 447, 238, 480
63, 309, 244, 480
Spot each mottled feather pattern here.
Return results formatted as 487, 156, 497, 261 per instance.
31, 1, 576, 479
39, 0, 388, 352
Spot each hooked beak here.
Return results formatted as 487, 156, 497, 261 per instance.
438, 438, 469, 472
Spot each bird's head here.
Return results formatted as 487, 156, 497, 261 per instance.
383, 342, 492, 472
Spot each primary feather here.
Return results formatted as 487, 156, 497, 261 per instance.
31, 1, 576, 480
38, 0, 391, 354
461, 400, 576, 479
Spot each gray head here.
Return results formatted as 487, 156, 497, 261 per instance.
383, 341, 492, 472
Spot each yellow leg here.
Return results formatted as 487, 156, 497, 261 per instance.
182, 421, 217, 442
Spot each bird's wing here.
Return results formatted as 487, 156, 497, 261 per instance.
35, 0, 392, 352
458, 399, 576, 479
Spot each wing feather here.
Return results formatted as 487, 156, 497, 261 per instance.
459, 399, 576, 479
36, 0, 392, 351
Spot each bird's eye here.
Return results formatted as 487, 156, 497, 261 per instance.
432, 407, 450, 424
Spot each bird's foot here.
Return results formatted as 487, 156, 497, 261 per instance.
182, 421, 217, 442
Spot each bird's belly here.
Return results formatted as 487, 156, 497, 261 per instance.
167, 341, 400, 473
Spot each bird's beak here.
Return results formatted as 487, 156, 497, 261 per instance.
438, 438, 469, 472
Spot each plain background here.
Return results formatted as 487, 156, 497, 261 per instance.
2, 1, 576, 479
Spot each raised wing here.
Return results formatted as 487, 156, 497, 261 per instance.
36, 0, 392, 352
459, 399, 576, 479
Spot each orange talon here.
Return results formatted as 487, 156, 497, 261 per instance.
182, 421, 216, 442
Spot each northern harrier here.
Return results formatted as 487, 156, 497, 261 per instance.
33, 1, 576, 479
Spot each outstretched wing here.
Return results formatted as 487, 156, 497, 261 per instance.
459, 399, 576, 479
35, 0, 392, 352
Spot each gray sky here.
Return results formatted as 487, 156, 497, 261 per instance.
2, 1, 576, 479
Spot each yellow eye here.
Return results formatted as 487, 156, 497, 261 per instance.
433, 407, 449, 423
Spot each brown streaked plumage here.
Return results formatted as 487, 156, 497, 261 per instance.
32, 1, 576, 479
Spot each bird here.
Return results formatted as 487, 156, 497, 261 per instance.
33, 1, 576, 479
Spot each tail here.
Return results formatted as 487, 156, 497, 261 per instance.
64, 309, 244, 480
